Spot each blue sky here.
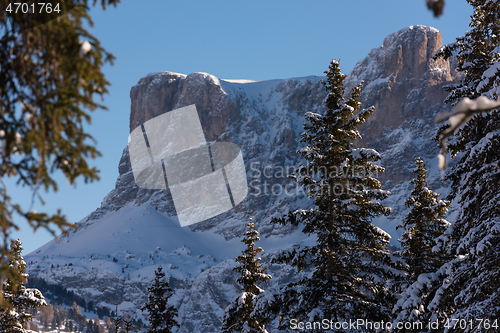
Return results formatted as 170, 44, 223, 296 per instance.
12, 0, 474, 254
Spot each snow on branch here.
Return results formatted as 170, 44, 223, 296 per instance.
434, 96, 500, 171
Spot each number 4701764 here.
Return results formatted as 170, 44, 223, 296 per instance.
5, 2, 61, 14
444, 319, 498, 330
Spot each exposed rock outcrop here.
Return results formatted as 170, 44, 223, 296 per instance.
346, 25, 459, 183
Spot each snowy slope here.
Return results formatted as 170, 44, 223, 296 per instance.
26, 202, 314, 331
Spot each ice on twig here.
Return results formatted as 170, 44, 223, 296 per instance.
435, 96, 500, 172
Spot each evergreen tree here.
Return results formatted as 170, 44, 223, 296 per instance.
123, 318, 134, 333
433, 0, 500, 168
0, 239, 47, 332
141, 266, 178, 333
222, 218, 272, 333
392, 158, 451, 331
271, 60, 394, 332
123, 313, 134, 333
0, 0, 121, 303
51, 317, 57, 331
111, 304, 122, 333
400, 1, 500, 331
397, 157, 450, 281
434, 0, 500, 103
86, 320, 93, 333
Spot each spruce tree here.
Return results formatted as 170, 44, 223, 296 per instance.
392, 158, 451, 331
397, 157, 450, 281
222, 218, 272, 333
141, 266, 179, 333
0, 239, 47, 333
403, 1, 500, 331
434, 0, 500, 103
271, 60, 393, 331
111, 304, 122, 333
123, 313, 134, 333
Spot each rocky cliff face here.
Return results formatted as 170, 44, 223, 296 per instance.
347, 25, 451, 137
27, 25, 459, 333
87, 72, 327, 240
346, 25, 460, 184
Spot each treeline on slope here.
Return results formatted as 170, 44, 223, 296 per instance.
32, 302, 106, 333
30, 301, 143, 333
26, 277, 145, 332
28, 277, 111, 319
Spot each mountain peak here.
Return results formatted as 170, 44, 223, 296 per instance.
347, 25, 446, 89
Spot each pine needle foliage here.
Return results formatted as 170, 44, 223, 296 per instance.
397, 156, 451, 282
271, 60, 394, 332
222, 218, 272, 333
405, 1, 500, 330
0, 239, 47, 333
141, 266, 179, 333
392, 158, 451, 332
0, 0, 120, 305
434, 0, 500, 104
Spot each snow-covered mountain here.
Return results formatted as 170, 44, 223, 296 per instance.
26, 25, 460, 332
